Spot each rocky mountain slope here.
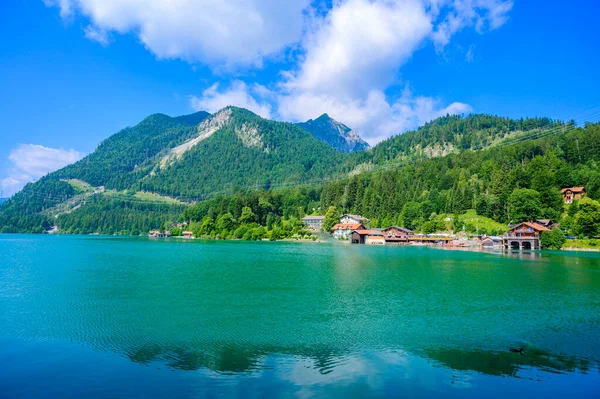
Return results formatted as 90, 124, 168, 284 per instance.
297, 113, 370, 153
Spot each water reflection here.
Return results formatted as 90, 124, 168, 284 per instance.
120, 340, 598, 379
424, 347, 595, 378
2, 236, 600, 397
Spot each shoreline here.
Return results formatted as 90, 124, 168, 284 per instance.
5, 232, 600, 252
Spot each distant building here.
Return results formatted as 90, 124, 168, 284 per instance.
302, 215, 325, 230
340, 214, 369, 226
561, 187, 586, 204
182, 231, 194, 238
332, 223, 364, 239
481, 236, 503, 248
536, 219, 555, 229
382, 226, 414, 244
149, 231, 170, 238
503, 222, 550, 250
351, 229, 385, 245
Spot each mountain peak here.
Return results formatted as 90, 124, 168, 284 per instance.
297, 114, 370, 153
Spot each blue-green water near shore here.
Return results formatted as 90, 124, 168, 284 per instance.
0, 235, 599, 398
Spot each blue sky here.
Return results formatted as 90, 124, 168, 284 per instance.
1, 0, 599, 196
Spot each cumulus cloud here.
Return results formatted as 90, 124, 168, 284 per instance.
83, 25, 110, 46
276, 0, 479, 143
278, 87, 471, 144
43, 0, 311, 67
44, 0, 513, 144
284, 0, 432, 98
189, 81, 273, 119
431, 0, 514, 50
1, 144, 84, 197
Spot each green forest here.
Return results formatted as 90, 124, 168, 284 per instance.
1, 107, 600, 245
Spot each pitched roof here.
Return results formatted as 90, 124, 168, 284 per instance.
302, 215, 325, 220
341, 214, 369, 221
512, 222, 551, 232
383, 226, 413, 234
561, 186, 585, 193
352, 229, 381, 235
332, 223, 363, 230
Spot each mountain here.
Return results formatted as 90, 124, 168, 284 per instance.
0, 106, 345, 233
0, 107, 582, 235
297, 113, 370, 153
139, 107, 345, 197
360, 114, 562, 165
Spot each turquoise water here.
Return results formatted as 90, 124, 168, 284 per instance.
0, 235, 599, 398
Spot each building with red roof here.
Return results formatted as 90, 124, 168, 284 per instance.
561, 187, 586, 204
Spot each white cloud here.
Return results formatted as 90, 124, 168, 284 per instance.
43, 0, 311, 68
284, 0, 432, 98
189, 81, 273, 119
278, 87, 471, 145
1, 144, 84, 197
276, 0, 477, 143
465, 45, 475, 62
431, 0, 514, 50
83, 25, 110, 46
44, 0, 512, 144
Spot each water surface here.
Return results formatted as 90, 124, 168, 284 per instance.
0, 235, 599, 397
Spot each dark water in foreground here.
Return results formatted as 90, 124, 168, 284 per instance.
0, 235, 599, 398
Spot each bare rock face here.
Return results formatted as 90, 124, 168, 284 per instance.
160, 108, 233, 169
235, 123, 263, 149
297, 114, 370, 153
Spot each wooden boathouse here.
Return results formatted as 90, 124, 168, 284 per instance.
503, 222, 550, 250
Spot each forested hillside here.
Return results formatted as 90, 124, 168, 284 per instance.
58, 111, 210, 189
180, 122, 600, 239
1, 107, 597, 236
137, 107, 346, 197
355, 114, 565, 165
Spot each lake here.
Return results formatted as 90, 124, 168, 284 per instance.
0, 235, 599, 398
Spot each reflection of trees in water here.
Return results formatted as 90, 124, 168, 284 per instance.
125, 341, 597, 377
424, 347, 596, 377
125, 343, 347, 374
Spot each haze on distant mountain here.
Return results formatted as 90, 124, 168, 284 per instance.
297, 114, 370, 153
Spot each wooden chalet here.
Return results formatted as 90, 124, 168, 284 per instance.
332, 223, 364, 239
561, 187, 586, 204
481, 236, 503, 248
503, 222, 550, 250
182, 231, 194, 238
382, 226, 414, 244
536, 219, 555, 229
351, 229, 385, 245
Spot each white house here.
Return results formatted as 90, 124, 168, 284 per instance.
332, 223, 365, 239
340, 214, 369, 226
